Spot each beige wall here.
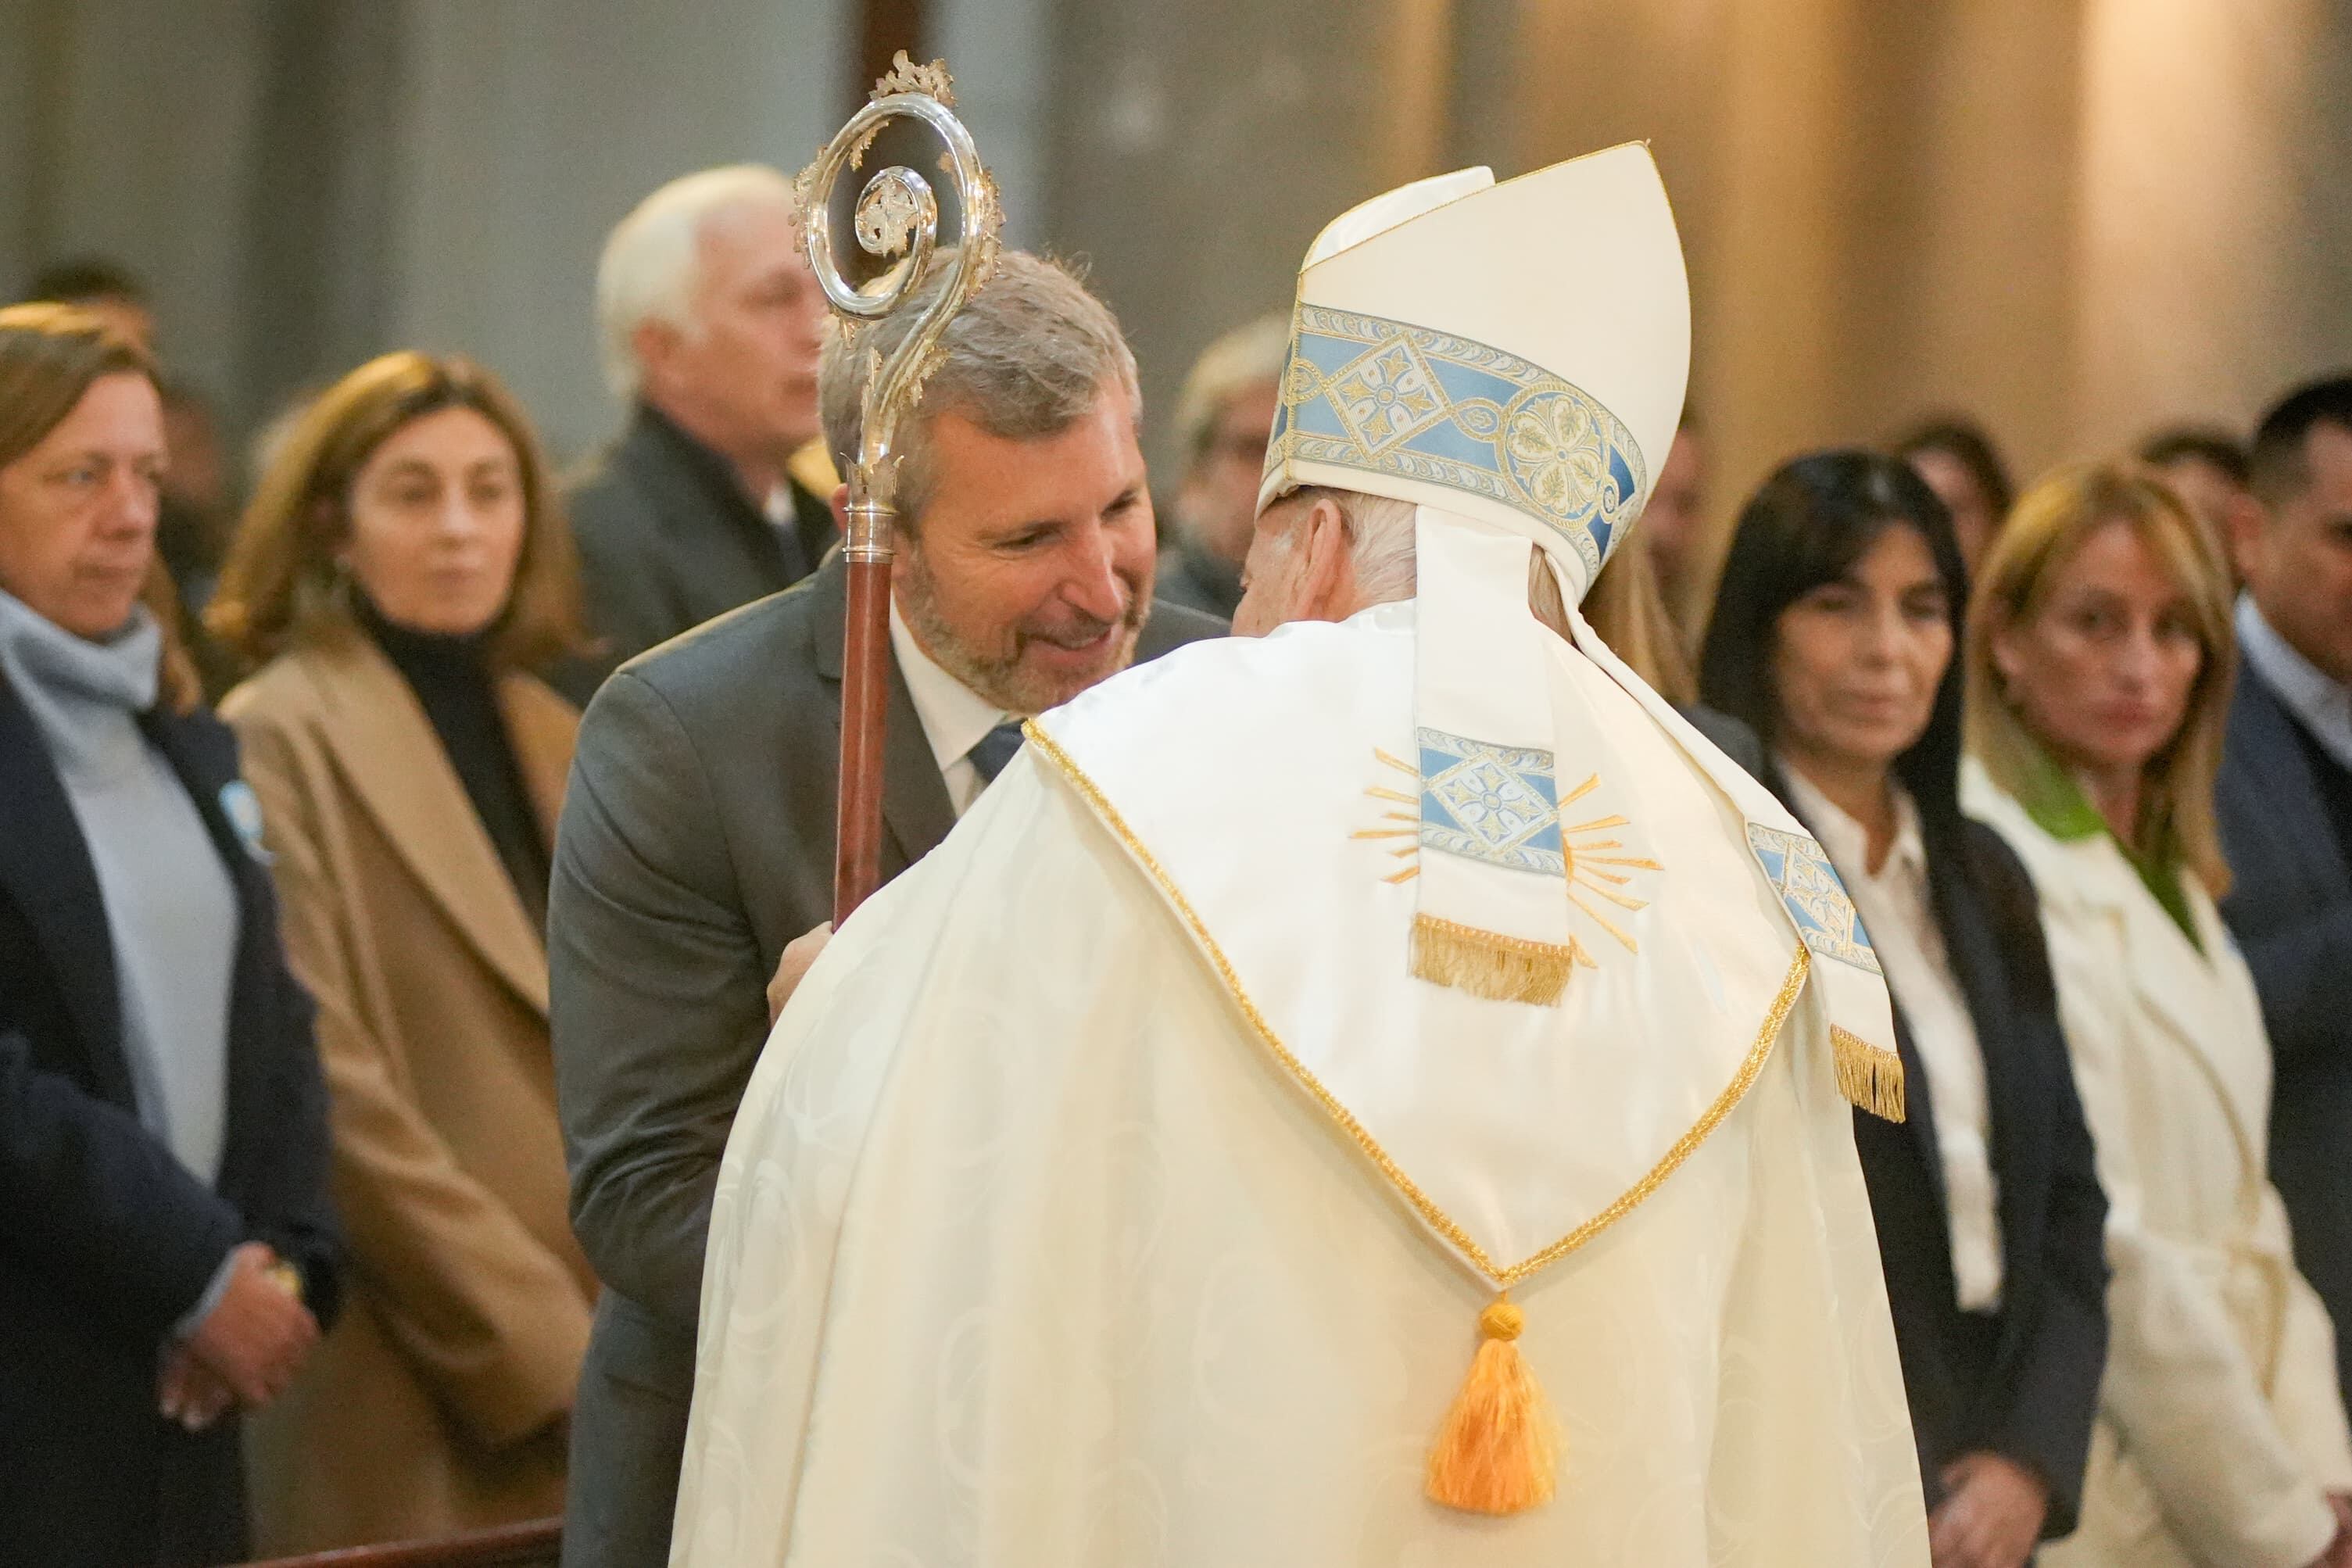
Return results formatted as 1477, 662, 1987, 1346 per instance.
7, 2, 2347, 526
1050, 0, 2352, 606
2075, 0, 2352, 453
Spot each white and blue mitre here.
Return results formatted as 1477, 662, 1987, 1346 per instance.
1026, 145, 1900, 1338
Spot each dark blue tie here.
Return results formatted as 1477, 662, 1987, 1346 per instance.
966, 719, 1026, 784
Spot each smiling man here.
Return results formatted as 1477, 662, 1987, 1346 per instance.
545, 250, 1223, 1568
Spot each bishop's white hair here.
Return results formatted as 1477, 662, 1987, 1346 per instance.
1262, 485, 1419, 605
596, 163, 797, 399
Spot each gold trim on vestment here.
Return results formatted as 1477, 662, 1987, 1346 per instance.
1409, 912, 1578, 1005
1026, 720, 1812, 1289
1831, 1025, 1906, 1122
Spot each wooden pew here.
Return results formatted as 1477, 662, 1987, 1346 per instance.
238, 1518, 560, 1568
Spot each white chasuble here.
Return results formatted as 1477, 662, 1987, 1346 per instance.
668, 605, 1928, 1567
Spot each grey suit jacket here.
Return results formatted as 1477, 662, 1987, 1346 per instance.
547, 554, 1224, 1567
2216, 659, 2352, 1411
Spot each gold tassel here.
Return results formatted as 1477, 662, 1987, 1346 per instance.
1425, 1295, 1560, 1516
1410, 914, 1574, 1006
1831, 1026, 1906, 1122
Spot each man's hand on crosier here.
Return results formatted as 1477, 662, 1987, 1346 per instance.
156, 1344, 234, 1430
184, 1241, 318, 1409
1929, 1452, 2048, 1568
768, 922, 833, 1024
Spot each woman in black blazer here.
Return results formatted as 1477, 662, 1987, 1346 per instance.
1700, 450, 2108, 1568
0, 304, 341, 1566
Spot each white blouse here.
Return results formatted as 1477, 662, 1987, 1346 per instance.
1783, 768, 2004, 1310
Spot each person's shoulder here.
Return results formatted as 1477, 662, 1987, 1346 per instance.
497, 666, 583, 736
1138, 597, 1230, 656
1046, 607, 1402, 770
2218, 655, 2297, 782
585, 573, 834, 736
1674, 702, 1764, 779
562, 429, 667, 546
1960, 761, 2107, 915
153, 696, 238, 751
1149, 550, 1231, 621
1955, 814, 2034, 892
1950, 814, 2047, 937
216, 642, 342, 736
144, 696, 244, 793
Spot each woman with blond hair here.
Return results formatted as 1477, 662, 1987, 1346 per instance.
209, 351, 594, 1551
0, 304, 339, 1566
1964, 462, 2352, 1568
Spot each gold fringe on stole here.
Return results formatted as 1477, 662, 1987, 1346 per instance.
1410, 913, 1574, 1005
1425, 1295, 1560, 1515
1831, 1026, 1906, 1122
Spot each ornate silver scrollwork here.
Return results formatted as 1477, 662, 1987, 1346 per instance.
794, 52, 1003, 560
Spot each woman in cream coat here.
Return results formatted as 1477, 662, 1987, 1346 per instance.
1964, 462, 2352, 1568
209, 353, 595, 1551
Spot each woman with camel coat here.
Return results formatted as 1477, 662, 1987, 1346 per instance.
210, 353, 596, 1551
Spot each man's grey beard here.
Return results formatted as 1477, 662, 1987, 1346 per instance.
897, 547, 1148, 716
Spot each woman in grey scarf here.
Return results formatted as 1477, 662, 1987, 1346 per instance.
0, 303, 341, 1567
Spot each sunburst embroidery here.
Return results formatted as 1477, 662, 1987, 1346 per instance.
1354, 748, 1662, 966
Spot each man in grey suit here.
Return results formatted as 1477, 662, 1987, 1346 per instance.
549, 249, 1226, 1568
565, 166, 836, 693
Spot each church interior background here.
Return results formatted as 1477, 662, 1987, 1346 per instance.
4, 0, 2348, 591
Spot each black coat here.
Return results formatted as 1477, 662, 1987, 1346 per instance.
2216, 658, 2352, 1413
564, 403, 836, 693
0, 675, 341, 1568
1773, 771, 2109, 1538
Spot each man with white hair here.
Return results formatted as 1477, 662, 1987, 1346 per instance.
568, 165, 834, 682
670, 148, 1925, 1566
548, 249, 1223, 1568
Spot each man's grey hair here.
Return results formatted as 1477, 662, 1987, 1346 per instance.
818, 249, 1140, 528
1262, 485, 1418, 603
596, 163, 797, 399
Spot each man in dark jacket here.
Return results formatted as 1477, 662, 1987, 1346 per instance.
565, 166, 834, 691
2219, 374, 2352, 1411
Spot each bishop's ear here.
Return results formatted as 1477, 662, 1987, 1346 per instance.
1297, 493, 1359, 623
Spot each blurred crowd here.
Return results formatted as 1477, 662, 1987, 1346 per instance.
2, 156, 2350, 1568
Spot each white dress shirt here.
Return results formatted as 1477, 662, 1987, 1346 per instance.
2239, 594, 2352, 771
890, 600, 1012, 817
1784, 766, 2005, 1310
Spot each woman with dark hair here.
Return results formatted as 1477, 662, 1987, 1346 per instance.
208, 351, 594, 1551
0, 303, 341, 1566
1896, 416, 2016, 573
1700, 450, 2108, 1568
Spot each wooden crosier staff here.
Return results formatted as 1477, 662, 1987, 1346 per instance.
796, 52, 1002, 922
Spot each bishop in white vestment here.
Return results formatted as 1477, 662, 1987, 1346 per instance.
671, 145, 1930, 1566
